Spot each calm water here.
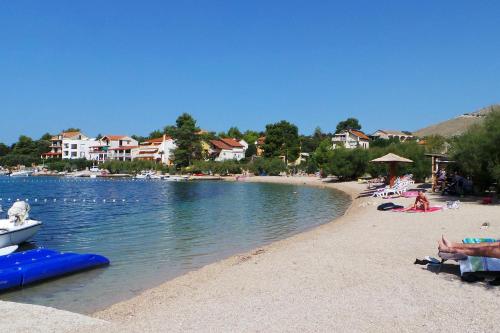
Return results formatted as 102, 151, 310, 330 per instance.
0, 176, 350, 313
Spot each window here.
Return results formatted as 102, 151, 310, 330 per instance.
71, 152, 77, 157
64, 143, 69, 148
71, 144, 77, 149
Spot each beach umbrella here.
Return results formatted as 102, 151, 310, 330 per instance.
370, 153, 413, 187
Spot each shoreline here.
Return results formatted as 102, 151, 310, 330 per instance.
2, 176, 499, 332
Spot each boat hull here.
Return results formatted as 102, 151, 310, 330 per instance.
0, 222, 42, 248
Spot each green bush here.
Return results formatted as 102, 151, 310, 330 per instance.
450, 110, 500, 191
326, 148, 369, 180
248, 158, 287, 176
0, 154, 41, 167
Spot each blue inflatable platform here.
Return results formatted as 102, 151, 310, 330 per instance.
0, 249, 109, 291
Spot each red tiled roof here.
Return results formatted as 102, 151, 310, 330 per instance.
210, 140, 232, 150
220, 138, 243, 148
41, 152, 62, 156
350, 130, 370, 140
102, 135, 127, 141
142, 136, 172, 144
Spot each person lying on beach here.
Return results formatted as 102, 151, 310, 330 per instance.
405, 191, 430, 212
438, 235, 500, 259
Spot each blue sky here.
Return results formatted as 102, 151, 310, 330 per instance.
1, 1, 499, 144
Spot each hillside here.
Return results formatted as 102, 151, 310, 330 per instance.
413, 104, 499, 138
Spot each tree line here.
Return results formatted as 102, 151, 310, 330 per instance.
1, 111, 499, 191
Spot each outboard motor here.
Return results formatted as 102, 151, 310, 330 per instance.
8, 201, 30, 226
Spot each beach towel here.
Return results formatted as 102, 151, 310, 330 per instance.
446, 238, 500, 275
403, 191, 419, 198
459, 256, 500, 275
392, 206, 442, 213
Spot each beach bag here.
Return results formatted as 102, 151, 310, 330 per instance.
377, 202, 404, 211
446, 200, 460, 209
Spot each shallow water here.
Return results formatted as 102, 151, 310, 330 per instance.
0, 176, 350, 313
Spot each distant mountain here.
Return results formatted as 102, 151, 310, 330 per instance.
413, 104, 499, 138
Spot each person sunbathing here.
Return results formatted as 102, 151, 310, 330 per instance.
438, 235, 500, 259
406, 191, 430, 211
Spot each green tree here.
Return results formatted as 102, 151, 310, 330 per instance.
245, 143, 257, 158
335, 118, 361, 133
263, 120, 300, 163
11, 135, 36, 155
450, 109, 500, 190
0, 143, 11, 157
148, 130, 163, 139
168, 113, 202, 168
312, 138, 334, 175
227, 127, 242, 139
329, 148, 369, 180
62, 128, 81, 132
242, 130, 260, 145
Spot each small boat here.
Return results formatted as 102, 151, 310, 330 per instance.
0, 219, 42, 249
164, 175, 189, 182
0, 202, 42, 254
9, 170, 33, 177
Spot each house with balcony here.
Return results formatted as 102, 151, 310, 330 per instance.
370, 129, 414, 142
42, 131, 96, 160
89, 135, 138, 163
332, 129, 370, 149
132, 135, 177, 165
209, 138, 247, 161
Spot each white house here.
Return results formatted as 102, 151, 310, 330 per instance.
132, 135, 177, 165
89, 135, 138, 163
42, 131, 97, 160
209, 138, 247, 161
332, 129, 370, 149
370, 129, 414, 142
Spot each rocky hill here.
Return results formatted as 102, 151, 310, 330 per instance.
413, 104, 499, 138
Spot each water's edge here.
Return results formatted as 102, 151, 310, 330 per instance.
91, 177, 355, 316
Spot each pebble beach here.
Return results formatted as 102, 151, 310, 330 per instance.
2, 176, 499, 332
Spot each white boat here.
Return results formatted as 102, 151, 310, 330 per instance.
164, 175, 189, 182
10, 170, 33, 177
0, 219, 42, 249
135, 171, 159, 179
0, 202, 42, 252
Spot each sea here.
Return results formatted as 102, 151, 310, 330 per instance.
0, 176, 351, 313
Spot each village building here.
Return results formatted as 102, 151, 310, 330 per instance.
41, 131, 96, 160
332, 129, 370, 149
132, 135, 176, 165
209, 138, 247, 161
89, 135, 138, 163
370, 129, 414, 142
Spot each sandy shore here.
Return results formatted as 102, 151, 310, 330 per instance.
2, 176, 499, 332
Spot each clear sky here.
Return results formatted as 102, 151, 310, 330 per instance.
1, 1, 499, 143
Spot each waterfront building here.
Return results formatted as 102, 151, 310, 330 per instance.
332, 129, 370, 149
89, 135, 138, 163
132, 135, 176, 165
41, 131, 96, 160
209, 138, 247, 161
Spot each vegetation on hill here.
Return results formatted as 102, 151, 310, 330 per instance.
1, 107, 499, 192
